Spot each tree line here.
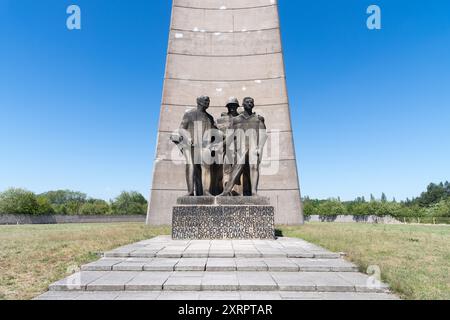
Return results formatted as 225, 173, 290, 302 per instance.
303, 182, 450, 221
1, 182, 449, 219
0, 189, 148, 216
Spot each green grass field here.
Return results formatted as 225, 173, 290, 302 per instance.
0, 223, 169, 300
280, 223, 450, 300
0, 222, 448, 300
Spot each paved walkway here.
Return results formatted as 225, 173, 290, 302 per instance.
36, 236, 398, 300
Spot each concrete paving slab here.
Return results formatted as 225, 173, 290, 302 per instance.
263, 259, 299, 272
183, 251, 210, 258
270, 272, 316, 292
131, 250, 159, 258
199, 291, 241, 300
279, 291, 399, 300
312, 252, 341, 259
175, 258, 207, 271
115, 291, 162, 300
125, 272, 172, 291
236, 258, 267, 271
49, 271, 105, 291
164, 275, 203, 291
206, 258, 236, 271
283, 249, 315, 258
86, 271, 139, 291
256, 249, 286, 258
144, 258, 179, 271
157, 250, 184, 258
208, 250, 235, 258
157, 291, 201, 300
34, 291, 82, 300
74, 292, 120, 300
240, 292, 282, 300
113, 261, 146, 271
169, 271, 204, 278
290, 258, 358, 272
234, 251, 262, 258
201, 272, 239, 291
126, 258, 154, 262
81, 259, 124, 271
306, 272, 356, 292
237, 272, 277, 291
337, 272, 390, 293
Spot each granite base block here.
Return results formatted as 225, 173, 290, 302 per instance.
176, 196, 270, 206
172, 204, 275, 240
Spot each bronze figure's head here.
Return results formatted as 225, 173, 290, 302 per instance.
242, 97, 255, 113
197, 96, 210, 111
226, 97, 240, 116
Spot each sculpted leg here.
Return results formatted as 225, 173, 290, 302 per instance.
184, 148, 195, 196
185, 164, 195, 196
223, 164, 232, 189
250, 164, 260, 196
202, 165, 212, 196
242, 163, 252, 196
194, 164, 203, 196
220, 163, 244, 196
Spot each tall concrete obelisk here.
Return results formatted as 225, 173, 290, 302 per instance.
147, 0, 303, 225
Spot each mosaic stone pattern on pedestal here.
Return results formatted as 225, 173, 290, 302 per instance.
172, 205, 275, 240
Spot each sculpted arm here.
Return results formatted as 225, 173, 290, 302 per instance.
178, 113, 193, 147
170, 113, 193, 154
258, 116, 268, 157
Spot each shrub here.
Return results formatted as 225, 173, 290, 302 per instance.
51, 204, 68, 215
426, 199, 450, 218
41, 190, 87, 205
302, 199, 320, 216
36, 196, 55, 215
396, 205, 426, 218
111, 191, 147, 215
0, 188, 39, 215
317, 199, 347, 217
62, 200, 85, 215
79, 200, 111, 215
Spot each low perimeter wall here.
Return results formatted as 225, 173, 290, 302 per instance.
0, 214, 146, 225
305, 215, 402, 224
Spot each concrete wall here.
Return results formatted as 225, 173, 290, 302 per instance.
305, 215, 403, 224
0, 215, 146, 225
147, 0, 303, 225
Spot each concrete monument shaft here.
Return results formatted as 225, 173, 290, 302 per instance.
147, 0, 303, 225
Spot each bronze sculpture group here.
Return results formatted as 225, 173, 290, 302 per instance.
170, 96, 267, 197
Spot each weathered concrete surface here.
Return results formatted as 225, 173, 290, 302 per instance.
36, 290, 398, 301
0, 214, 145, 225
305, 215, 403, 224
37, 236, 398, 300
147, 0, 303, 226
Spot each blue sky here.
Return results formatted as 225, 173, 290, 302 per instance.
1, 0, 449, 201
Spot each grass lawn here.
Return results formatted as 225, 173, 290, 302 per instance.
1, 222, 448, 300
280, 223, 450, 300
0, 223, 169, 300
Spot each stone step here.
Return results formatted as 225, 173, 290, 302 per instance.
36, 290, 399, 300
104, 251, 341, 259
82, 257, 358, 273
39, 237, 399, 300
102, 236, 341, 259
49, 271, 390, 293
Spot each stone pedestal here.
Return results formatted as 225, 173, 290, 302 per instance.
172, 197, 275, 240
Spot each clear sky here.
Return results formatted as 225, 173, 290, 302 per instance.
1, 0, 449, 201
